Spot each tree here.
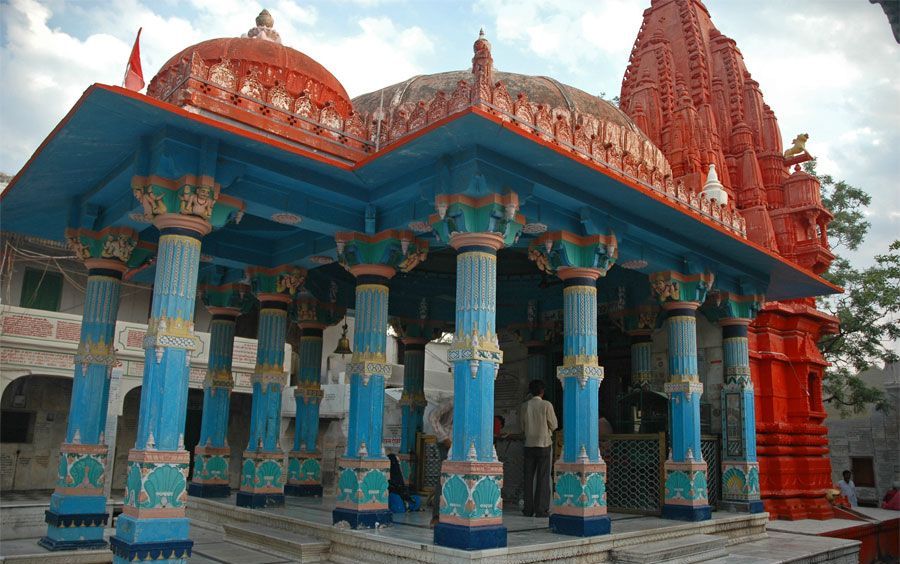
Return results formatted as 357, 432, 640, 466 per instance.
805, 160, 900, 415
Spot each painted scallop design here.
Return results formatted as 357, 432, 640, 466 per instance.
337, 468, 358, 502
585, 473, 606, 507
205, 455, 228, 480
665, 470, 692, 500
288, 458, 302, 481
300, 458, 321, 481
257, 460, 283, 487
554, 472, 581, 506
241, 459, 256, 487
125, 463, 143, 506
144, 465, 186, 508
360, 469, 388, 503
441, 474, 469, 516
472, 477, 501, 516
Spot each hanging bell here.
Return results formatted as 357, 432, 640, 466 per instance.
333, 321, 352, 357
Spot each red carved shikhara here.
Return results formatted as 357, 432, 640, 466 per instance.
619, 0, 837, 519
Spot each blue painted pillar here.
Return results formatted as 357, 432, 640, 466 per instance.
661, 301, 711, 521
720, 318, 763, 513
41, 247, 133, 550
649, 270, 714, 522
550, 267, 611, 536
237, 292, 291, 508
286, 323, 325, 496
398, 337, 427, 485
434, 232, 507, 549
188, 303, 240, 498
333, 266, 395, 527
111, 215, 211, 564
331, 229, 428, 529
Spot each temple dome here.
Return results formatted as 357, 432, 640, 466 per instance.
147, 10, 352, 119
352, 70, 640, 133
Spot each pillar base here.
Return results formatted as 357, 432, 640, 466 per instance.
187, 482, 231, 498
287, 451, 322, 497
110, 536, 193, 563
332, 507, 392, 528
285, 484, 323, 497
42, 492, 109, 550
395, 453, 415, 487
38, 536, 108, 551
333, 457, 390, 528
719, 499, 765, 514
662, 503, 712, 521
235, 491, 284, 508
434, 522, 507, 550
549, 514, 611, 537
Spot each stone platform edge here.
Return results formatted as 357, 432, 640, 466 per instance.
187, 498, 768, 564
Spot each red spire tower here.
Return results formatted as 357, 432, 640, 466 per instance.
621, 0, 838, 520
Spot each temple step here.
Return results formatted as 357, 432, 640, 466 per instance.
613, 533, 728, 564
222, 523, 330, 562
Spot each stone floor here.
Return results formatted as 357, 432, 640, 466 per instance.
0, 494, 863, 564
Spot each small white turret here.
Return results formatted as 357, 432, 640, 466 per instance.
701, 164, 728, 207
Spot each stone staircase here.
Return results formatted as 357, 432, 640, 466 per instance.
222, 522, 331, 562
612, 533, 729, 564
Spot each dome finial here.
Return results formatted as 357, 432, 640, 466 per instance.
701, 163, 728, 206
244, 9, 281, 43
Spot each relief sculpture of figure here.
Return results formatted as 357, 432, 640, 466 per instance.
101, 234, 136, 262
179, 185, 218, 219
134, 185, 166, 218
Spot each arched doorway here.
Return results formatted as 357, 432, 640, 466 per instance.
0, 375, 72, 492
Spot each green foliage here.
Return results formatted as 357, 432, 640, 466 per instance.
806, 160, 899, 416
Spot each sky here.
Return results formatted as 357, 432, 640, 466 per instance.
1, 0, 898, 267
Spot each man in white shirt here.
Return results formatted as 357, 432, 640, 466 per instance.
519, 379, 558, 518
838, 470, 858, 507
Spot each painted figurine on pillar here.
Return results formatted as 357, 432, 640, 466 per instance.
237, 265, 305, 508
704, 291, 765, 513
430, 192, 524, 550
332, 230, 428, 528
650, 270, 715, 522
188, 280, 250, 498
113, 168, 242, 564
41, 228, 152, 551
530, 230, 617, 537
390, 302, 447, 486
286, 291, 345, 497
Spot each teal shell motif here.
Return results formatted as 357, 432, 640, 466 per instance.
288, 458, 302, 481
399, 459, 412, 483
58, 453, 105, 489
336, 468, 358, 502
125, 463, 143, 506
254, 460, 284, 487
722, 466, 747, 496
691, 470, 708, 501
472, 477, 501, 517
440, 475, 469, 516
554, 472, 582, 507
585, 472, 606, 507
240, 459, 256, 487
300, 458, 321, 481
747, 466, 760, 494
665, 470, 692, 500
360, 469, 388, 504
204, 455, 228, 480
143, 465, 187, 508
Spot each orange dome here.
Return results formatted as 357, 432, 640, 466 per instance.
148, 36, 351, 118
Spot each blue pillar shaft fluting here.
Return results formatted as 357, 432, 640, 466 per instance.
110, 214, 210, 564
333, 266, 394, 528
434, 232, 507, 550
550, 268, 610, 537
287, 324, 325, 497
661, 301, 711, 522
237, 294, 290, 508
188, 308, 239, 498
720, 319, 763, 513
629, 332, 653, 387
398, 338, 427, 486
41, 259, 125, 551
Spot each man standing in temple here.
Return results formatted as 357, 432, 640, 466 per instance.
520, 379, 558, 517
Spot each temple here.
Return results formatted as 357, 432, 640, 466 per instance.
1, 1, 874, 562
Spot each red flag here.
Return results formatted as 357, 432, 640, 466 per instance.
123, 28, 144, 91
